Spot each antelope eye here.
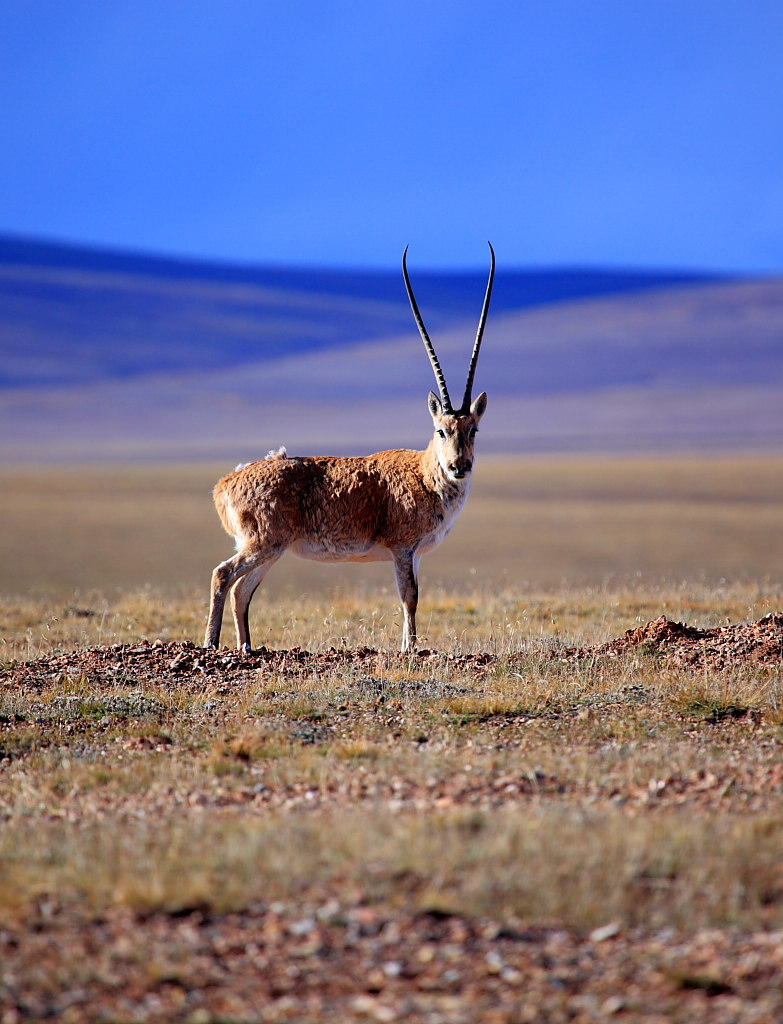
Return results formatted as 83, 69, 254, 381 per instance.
437, 429, 446, 439
470, 427, 478, 438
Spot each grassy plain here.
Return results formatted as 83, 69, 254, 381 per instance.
0, 454, 782, 662
2, 453, 783, 616
2, 456, 783, 1020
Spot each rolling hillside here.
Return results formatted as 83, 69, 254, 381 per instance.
1, 234, 780, 461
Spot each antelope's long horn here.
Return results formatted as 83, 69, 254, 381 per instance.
461, 241, 495, 413
402, 245, 454, 414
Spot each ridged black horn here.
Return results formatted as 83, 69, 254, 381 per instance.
460, 241, 494, 413
402, 245, 454, 414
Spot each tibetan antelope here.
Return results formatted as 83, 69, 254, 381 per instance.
204, 243, 494, 652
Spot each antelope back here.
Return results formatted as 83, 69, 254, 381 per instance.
213, 449, 447, 553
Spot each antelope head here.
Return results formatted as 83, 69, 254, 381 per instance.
403, 243, 494, 483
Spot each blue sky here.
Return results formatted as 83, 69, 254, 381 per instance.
2, 1, 783, 271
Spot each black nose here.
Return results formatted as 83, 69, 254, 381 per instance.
450, 459, 472, 478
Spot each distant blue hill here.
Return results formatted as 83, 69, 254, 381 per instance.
0, 233, 723, 389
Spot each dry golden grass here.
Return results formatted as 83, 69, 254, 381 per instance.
2, 586, 783, 932
3, 808, 782, 932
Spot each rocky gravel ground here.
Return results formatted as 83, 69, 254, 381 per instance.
2, 615, 783, 1022
3, 900, 783, 1024
5, 613, 783, 696
1, 638, 494, 694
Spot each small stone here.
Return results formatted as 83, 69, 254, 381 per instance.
288, 918, 316, 936
601, 995, 625, 1014
589, 921, 621, 943
485, 950, 504, 973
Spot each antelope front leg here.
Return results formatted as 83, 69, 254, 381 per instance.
393, 549, 419, 652
229, 557, 280, 653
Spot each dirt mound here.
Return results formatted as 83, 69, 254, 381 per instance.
560, 613, 783, 670
3, 615, 783, 691
0, 638, 493, 694
617, 615, 709, 647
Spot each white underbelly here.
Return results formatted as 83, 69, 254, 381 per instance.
289, 538, 393, 564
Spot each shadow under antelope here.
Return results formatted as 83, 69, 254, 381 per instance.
204, 244, 494, 652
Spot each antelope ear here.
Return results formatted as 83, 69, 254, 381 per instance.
470, 392, 487, 419
428, 391, 443, 419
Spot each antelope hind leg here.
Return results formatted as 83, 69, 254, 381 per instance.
205, 550, 266, 648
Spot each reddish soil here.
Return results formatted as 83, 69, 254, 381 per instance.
2, 900, 783, 1023
563, 612, 783, 670
4, 614, 783, 695
1, 638, 495, 694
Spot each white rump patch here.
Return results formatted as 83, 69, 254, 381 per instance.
265, 446, 288, 461
223, 502, 249, 553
